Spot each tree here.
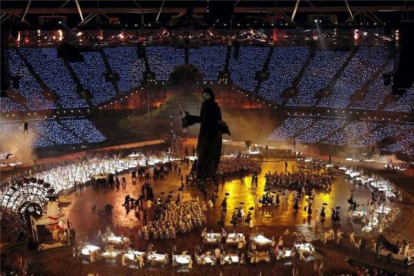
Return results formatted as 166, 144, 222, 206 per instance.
169, 64, 204, 87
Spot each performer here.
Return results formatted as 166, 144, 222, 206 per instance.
23, 121, 29, 133
182, 87, 230, 181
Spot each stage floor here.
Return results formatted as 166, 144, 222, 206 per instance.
16, 158, 414, 276
66, 159, 371, 241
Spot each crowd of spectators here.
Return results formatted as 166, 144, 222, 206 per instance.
355, 124, 405, 147
70, 52, 116, 105
103, 47, 145, 93
19, 48, 88, 108
6, 46, 412, 115
61, 119, 107, 143
0, 119, 106, 148
288, 50, 350, 107
259, 46, 309, 104
267, 116, 414, 153
229, 46, 269, 93
8, 49, 57, 110
384, 85, 414, 113
189, 46, 226, 81
382, 126, 414, 154
295, 119, 346, 143
0, 121, 54, 148
324, 121, 379, 146
382, 142, 414, 155
0, 98, 26, 112
267, 117, 315, 141
318, 46, 387, 108
31, 120, 82, 145
351, 62, 394, 110
147, 46, 185, 81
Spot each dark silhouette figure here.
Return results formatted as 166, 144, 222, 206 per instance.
182, 88, 230, 181
23, 122, 29, 133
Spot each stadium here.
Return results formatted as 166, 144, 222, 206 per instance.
1, 1, 414, 275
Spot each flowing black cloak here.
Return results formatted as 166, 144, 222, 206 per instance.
184, 99, 223, 180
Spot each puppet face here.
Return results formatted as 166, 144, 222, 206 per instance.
202, 92, 211, 101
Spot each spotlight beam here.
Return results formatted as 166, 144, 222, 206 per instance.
291, 0, 301, 22
364, 12, 379, 24
345, 0, 354, 21
60, 0, 71, 8
1, 13, 9, 23
369, 11, 382, 24
305, 0, 314, 7
74, 0, 84, 22
345, 11, 361, 23
156, 0, 165, 22
21, 0, 32, 22
279, 12, 291, 22
77, 12, 96, 27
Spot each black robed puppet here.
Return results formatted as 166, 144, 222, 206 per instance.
182, 88, 230, 181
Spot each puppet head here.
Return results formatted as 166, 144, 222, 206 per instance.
202, 87, 215, 101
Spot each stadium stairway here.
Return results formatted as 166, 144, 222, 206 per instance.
294, 118, 318, 141
64, 60, 93, 107
319, 120, 350, 144
57, 120, 88, 144
315, 46, 359, 105
280, 48, 315, 104
224, 44, 232, 71
253, 47, 274, 95
348, 60, 391, 107
5, 89, 29, 110
99, 49, 121, 96
16, 49, 62, 109
291, 46, 316, 91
